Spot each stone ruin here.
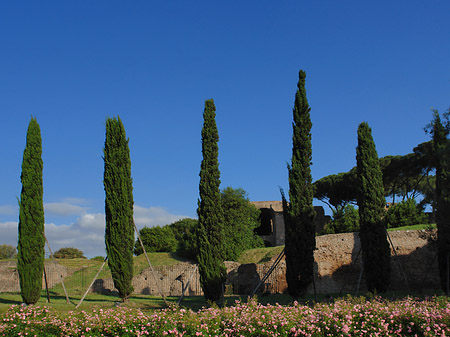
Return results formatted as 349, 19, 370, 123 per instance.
251, 201, 331, 246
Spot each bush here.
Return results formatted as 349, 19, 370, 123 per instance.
170, 218, 199, 260
0, 244, 17, 259
53, 247, 86, 259
324, 204, 359, 234
221, 187, 264, 261
90, 256, 105, 261
384, 198, 428, 228
134, 225, 177, 255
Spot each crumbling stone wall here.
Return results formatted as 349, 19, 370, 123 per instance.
0, 260, 71, 293
61, 230, 442, 296
0, 230, 440, 295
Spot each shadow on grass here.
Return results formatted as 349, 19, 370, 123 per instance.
168, 253, 194, 263
0, 296, 21, 305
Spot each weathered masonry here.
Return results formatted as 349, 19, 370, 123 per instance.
251, 201, 331, 246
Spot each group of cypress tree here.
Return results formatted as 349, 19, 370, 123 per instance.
282, 70, 391, 297
17, 116, 135, 304
16, 81, 449, 306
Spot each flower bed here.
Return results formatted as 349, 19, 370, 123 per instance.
1, 296, 449, 336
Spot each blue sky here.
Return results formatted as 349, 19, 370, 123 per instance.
0, 1, 449, 257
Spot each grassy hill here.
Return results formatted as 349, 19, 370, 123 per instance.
47, 252, 192, 296
237, 246, 284, 264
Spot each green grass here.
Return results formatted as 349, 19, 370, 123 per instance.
0, 292, 179, 314
238, 246, 284, 264
55, 252, 190, 272
2, 288, 446, 316
387, 223, 436, 231
47, 252, 192, 296
0, 291, 293, 314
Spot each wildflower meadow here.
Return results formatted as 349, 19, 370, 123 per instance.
1, 296, 450, 336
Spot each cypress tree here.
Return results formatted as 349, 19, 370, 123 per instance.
103, 116, 135, 301
197, 99, 226, 303
356, 122, 390, 293
429, 110, 450, 294
17, 117, 45, 305
283, 70, 315, 299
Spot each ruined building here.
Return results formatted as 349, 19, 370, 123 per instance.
251, 201, 330, 246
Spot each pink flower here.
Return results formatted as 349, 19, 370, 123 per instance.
342, 324, 350, 334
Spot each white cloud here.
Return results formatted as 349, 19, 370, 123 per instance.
0, 221, 19, 247
44, 200, 90, 216
45, 213, 106, 258
0, 203, 191, 258
134, 205, 189, 230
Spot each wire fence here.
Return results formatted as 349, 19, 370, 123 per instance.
0, 258, 287, 297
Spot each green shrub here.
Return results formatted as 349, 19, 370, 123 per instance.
384, 199, 428, 228
53, 247, 86, 259
221, 187, 264, 261
171, 218, 198, 260
90, 256, 105, 261
324, 204, 359, 234
134, 225, 177, 255
0, 244, 17, 259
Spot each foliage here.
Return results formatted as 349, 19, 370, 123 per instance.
1, 296, 450, 336
157, 187, 264, 262
53, 247, 86, 259
283, 70, 315, 300
171, 218, 198, 260
313, 140, 434, 212
197, 99, 227, 303
323, 204, 360, 234
221, 187, 264, 261
90, 256, 105, 261
381, 149, 433, 203
0, 244, 17, 259
426, 108, 450, 294
134, 225, 177, 255
103, 116, 135, 301
384, 199, 428, 229
313, 168, 358, 211
17, 117, 45, 305
412, 140, 436, 209
356, 122, 391, 293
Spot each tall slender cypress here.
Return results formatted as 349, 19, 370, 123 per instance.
197, 99, 226, 303
283, 70, 315, 299
103, 116, 134, 301
430, 110, 450, 294
356, 122, 390, 293
17, 117, 45, 305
